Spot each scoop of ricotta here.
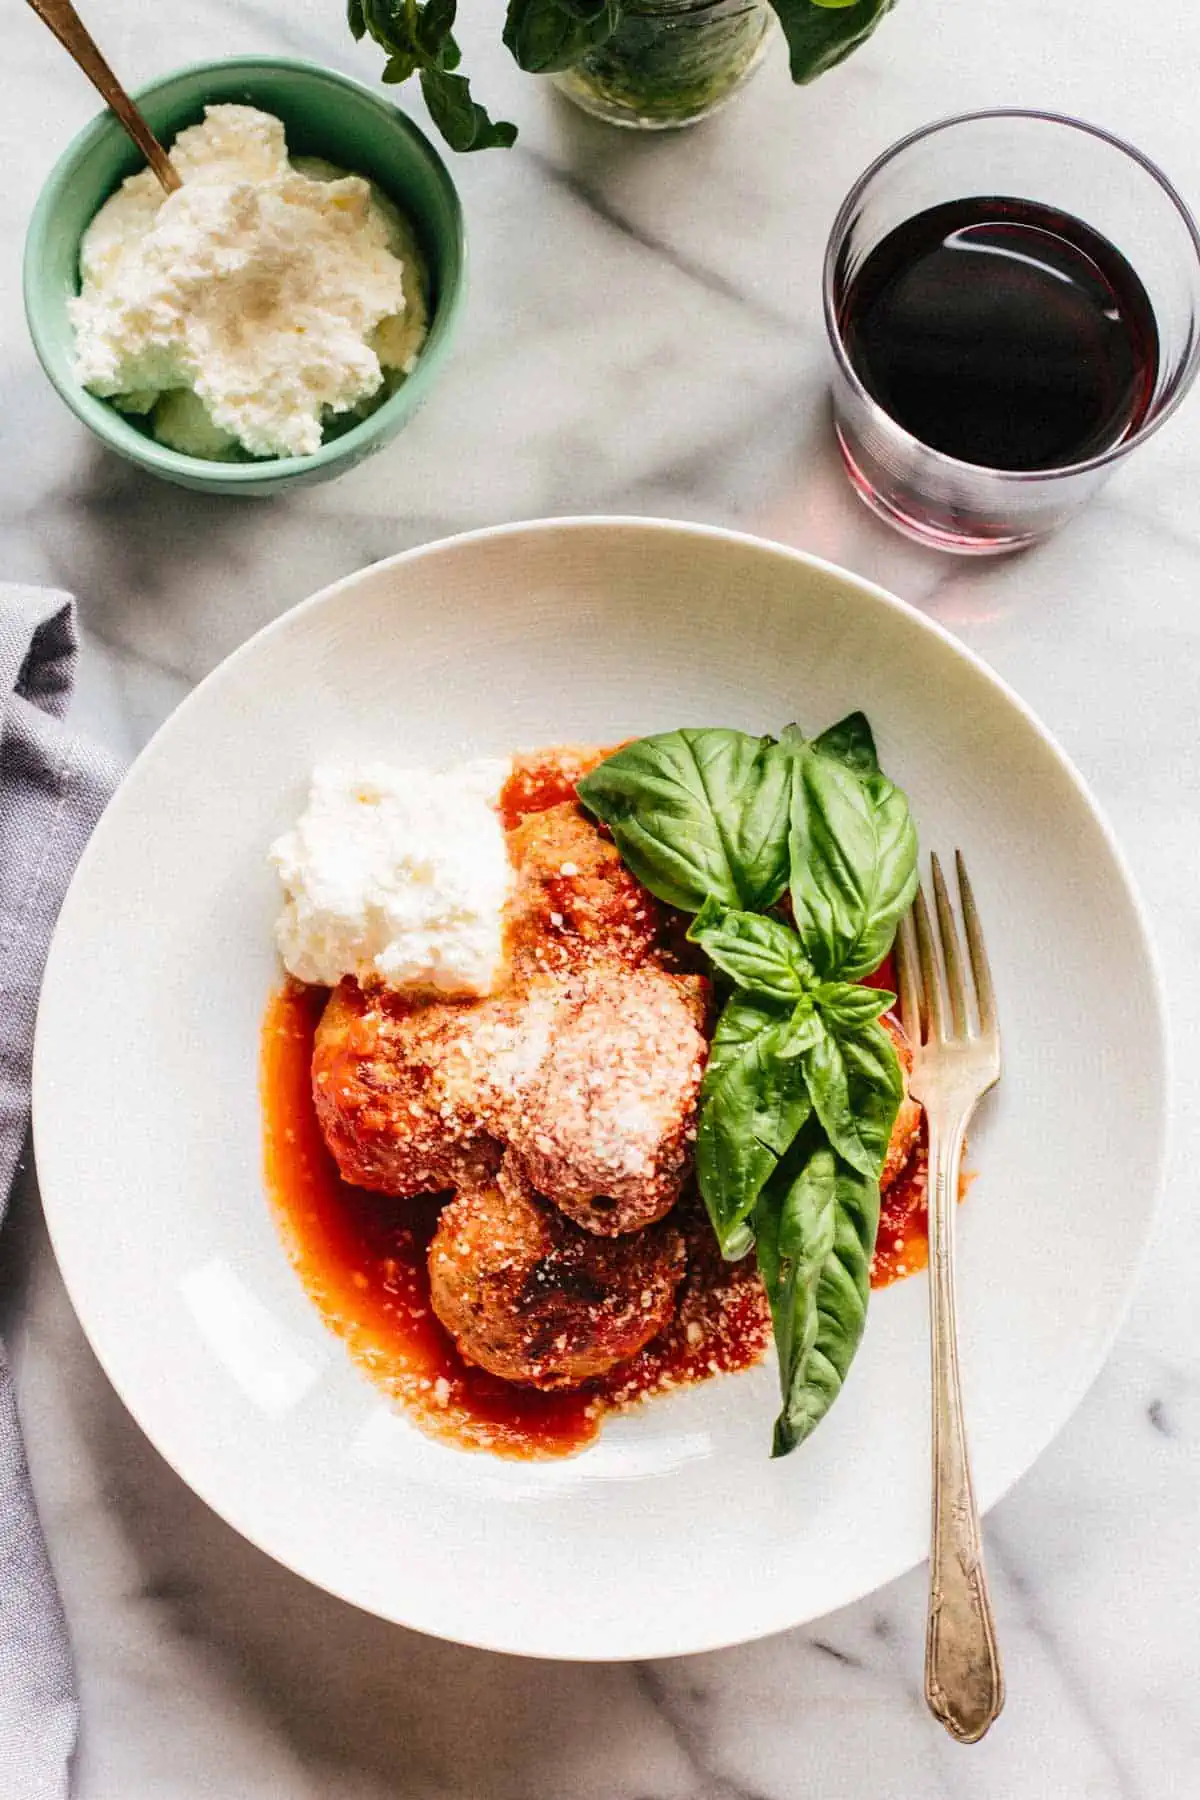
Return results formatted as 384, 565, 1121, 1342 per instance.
270, 761, 515, 996
70, 105, 423, 459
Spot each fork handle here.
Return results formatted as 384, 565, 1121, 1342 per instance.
924, 1111, 1004, 1743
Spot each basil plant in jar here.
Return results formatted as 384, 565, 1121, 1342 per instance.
350, 0, 898, 143
553, 0, 775, 131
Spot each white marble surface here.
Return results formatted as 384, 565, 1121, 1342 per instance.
2, 1, 1199, 1794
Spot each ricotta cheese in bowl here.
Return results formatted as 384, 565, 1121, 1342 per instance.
69, 104, 428, 461
270, 760, 514, 995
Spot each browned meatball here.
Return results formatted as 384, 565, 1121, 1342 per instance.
505, 801, 664, 976
881, 1013, 923, 1189
313, 953, 709, 1233
311, 979, 533, 1196
428, 1166, 686, 1388
507, 962, 709, 1235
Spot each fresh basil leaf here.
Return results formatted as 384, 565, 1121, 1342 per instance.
420, 66, 518, 150
361, 0, 405, 47
768, 1148, 880, 1456
787, 740, 918, 980
504, 0, 622, 73
810, 710, 879, 777
356, 0, 518, 151
417, 0, 458, 56
687, 897, 814, 1002
696, 995, 813, 1256
813, 981, 894, 1028
382, 49, 420, 81
756, 1131, 838, 1443
775, 996, 824, 1060
768, 0, 896, 84
576, 729, 792, 914
803, 1015, 902, 1180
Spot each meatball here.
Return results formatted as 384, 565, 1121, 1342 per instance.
507, 962, 709, 1234
313, 951, 709, 1233
881, 1013, 922, 1189
312, 978, 555, 1196
505, 801, 663, 976
428, 1165, 686, 1388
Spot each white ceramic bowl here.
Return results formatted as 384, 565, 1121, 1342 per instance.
33, 519, 1167, 1659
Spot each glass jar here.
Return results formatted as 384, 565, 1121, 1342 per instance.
554, 0, 772, 131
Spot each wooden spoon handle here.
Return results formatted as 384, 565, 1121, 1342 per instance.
25, 0, 180, 192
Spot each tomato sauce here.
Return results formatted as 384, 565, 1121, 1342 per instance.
262, 984, 771, 1458
861, 949, 898, 995
498, 746, 612, 832
262, 983, 605, 1455
872, 1125, 930, 1286
860, 957, 971, 1285
261, 747, 936, 1458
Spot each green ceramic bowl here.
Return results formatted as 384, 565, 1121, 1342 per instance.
23, 57, 466, 495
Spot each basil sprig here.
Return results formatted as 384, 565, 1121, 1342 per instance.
686, 898, 901, 1232
349, 0, 899, 153
351, 0, 518, 151
577, 715, 917, 1457
768, 0, 896, 86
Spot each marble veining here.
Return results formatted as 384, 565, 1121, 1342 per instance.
2, 0, 1199, 1794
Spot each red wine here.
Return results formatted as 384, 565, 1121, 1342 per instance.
839, 197, 1159, 472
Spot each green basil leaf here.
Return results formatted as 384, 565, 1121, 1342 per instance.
696, 995, 813, 1256
755, 1131, 838, 1443
767, 1147, 880, 1456
356, 0, 518, 151
382, 48, 420, 81
416, 0, 458, 56
687, 896, 814, 1002
813, 980, 894, 1028
767, 0, 896, 84
361, 0, 406, 49
810, 710, 879, 777
702, 993, 782, 1085
803, 1014, 902, 1179
504, 0, 621, 73
787, 741, 918, 980
774, 996, 824, 1059
576, 729, 792, 914
419, 66, 518, 150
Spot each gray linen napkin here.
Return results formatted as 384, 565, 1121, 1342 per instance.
1, 586, 120, 1799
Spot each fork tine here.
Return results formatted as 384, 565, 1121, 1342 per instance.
956, 851, 997, 1036
912, 882, 944, 1043
931, 852, 969, 1039
895, 910, 923, 1045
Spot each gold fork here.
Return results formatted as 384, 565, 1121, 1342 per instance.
896, 852, 1004, 1744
